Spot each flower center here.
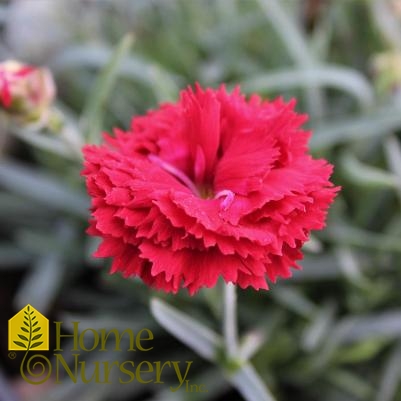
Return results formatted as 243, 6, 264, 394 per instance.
198, 185, 214, 199
149, 154, 235, 209
148, 154, 201, 197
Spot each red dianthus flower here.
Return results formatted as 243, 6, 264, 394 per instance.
82, 84, 339, 294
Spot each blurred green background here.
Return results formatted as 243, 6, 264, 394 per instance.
1, 1, 401, 401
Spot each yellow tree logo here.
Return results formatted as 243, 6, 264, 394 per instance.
8, 305, 51, 385
8, 304, 49, 351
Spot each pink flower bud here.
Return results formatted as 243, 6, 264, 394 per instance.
0, 60, 56, 124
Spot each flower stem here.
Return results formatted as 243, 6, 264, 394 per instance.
223, 282, 238, 359
222, 282, 277, 401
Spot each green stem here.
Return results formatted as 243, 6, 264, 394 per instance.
222, 283, 277, 401
223, 282, 238, 359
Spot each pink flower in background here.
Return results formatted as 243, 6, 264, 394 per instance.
0, 61, 33, 107
82, 84, 339, 294
0, 60, 55, 122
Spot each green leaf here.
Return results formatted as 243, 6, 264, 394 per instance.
18, 334, 28, 342
150, 297, 222, 362
256, 0, 325, 120
32, 327, 40, 333
0, 244, 31, 269
51, 45, 177, 103
11, 127, 78, 160
326, 369, 374, 400
31, 342, 43, 349
14, 239, 73, 318
242, 65, 374, 110
32, 334, 42, 341
334, 338, 389, 364
13, 341, 27, 349
23, 321, 28, 327
150, 298, 278, 399
0, 160, 89, 217
324, 225, 401, 253
271, 286, 317, 318
257, 0, 312, 66
82, 33, 134, 144
32, 321, 38, 327
302, 302, 336, 352
229, 363, 277, 401
21, 327, 29, 333
311, 106, 401, 150
384, 135, 401, 179
340, 151, 400, 190
375, 340, 401, 401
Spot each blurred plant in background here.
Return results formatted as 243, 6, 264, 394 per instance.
0, 60, 55, 125
0, 1, 401, 401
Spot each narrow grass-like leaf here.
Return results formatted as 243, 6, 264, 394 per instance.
229, 363, 277, 401
326, 369, 374, 400
256, 0, 324, 119
335, 246, 367, 284
238, 330, 266, 361
271, 286, 316, 318
256, 0, 312, 66
11, 127, 78, 160
14, 223, 76, 315
302, 234, 323, 253
0, 160, 88, 217
81, 34, 134, 144
51, 45, 178, 102
333, 338, 389, 364
340, 151, 400, 189
384, 135, 401, 201
311, 106, 401, 150
0, 193, 50, 223
375, 340, 401, 401
317, 310, 401, 369
242, 66, 374, 110
324, 225, 401, 253
335, 310, 401, 344
302, 302, 336, 352
384, 135, 401, 177
150, 297, 221, 362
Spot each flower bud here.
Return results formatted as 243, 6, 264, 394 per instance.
0, 60, 56, 124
